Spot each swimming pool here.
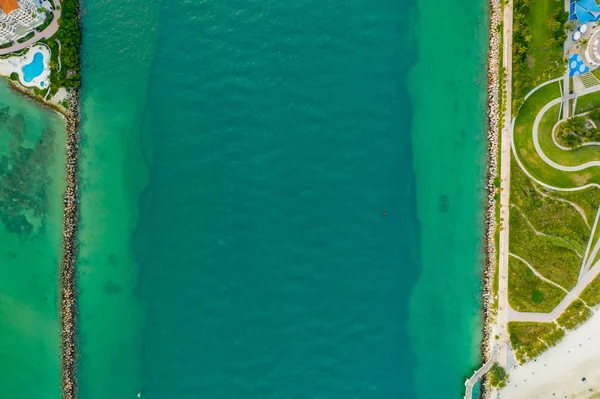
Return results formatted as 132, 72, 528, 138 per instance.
22, 52, 44, 83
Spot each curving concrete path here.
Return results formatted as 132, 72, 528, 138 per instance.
531, 184, 590, 228
508, 257, 600, 322
550, 113, 600, 151
509, 253, 569, 293
531, 92, 600, 172
507, 80, 600, 323
511, 81, 600, 191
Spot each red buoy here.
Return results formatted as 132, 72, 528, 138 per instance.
382, 212, 387, 217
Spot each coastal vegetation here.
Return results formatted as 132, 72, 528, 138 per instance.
508, 160, 586, 292
508, 321, 565, 363
498, 0, 600, 377
551, 187, 600, 224
513, 84, 600, 187
488, 363, 508, 388
581, 274, 600, 306
44, 0, 80, 92
555, 114, 600, 149
556, 300, 592, 330
512, 0, 567, 111
508, 256, 566, 312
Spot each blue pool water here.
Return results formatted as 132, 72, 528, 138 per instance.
22, 52, 44, 83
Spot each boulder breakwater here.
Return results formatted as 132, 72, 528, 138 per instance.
480, 0, 502, 393
60, 88, 80, 399
6, 67, 81, 399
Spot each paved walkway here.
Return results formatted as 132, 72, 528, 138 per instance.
497, 0, 514, 368
509, 253, 569, 292
531, 184, 590, 228
508, 258, 600, 322
531, 88, 600, 172
506, 81, 600, 322
0, 1, 61, 56
464, 356, 496, 399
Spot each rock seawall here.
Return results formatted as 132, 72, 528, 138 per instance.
60, 88, 80, 399
482, 0, 502, 392
60, 1, 82, 396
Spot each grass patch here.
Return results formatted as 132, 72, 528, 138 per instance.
509, 210, 581, 289
508, 321, 564, 363
539, 118, 600, 168
557, 300, 592, 330
508, 161, 587, 290
575, 91, 600, 114
513, 84, 600, 188
508, 256, 566, 312
581, 273, 600, 306
511, 164, 589, 248
550, 187, 600, 224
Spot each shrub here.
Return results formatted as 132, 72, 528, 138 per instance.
489, 364, 508, 388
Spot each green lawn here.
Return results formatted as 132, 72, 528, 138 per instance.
539, 115, 600, 167
508, 256, 567, 312
513, 83, 600, 188
557, 300, 592, 330
508, 322, 565, 363
576, 91, 600, 114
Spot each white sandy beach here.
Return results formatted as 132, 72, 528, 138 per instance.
498, 309, 600, 399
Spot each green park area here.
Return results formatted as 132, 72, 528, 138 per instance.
507, 83, 600, 361
503, 0, 600, 364
557, 300, 592, 330
508, 322, 565, 363
512, 0, 567, 110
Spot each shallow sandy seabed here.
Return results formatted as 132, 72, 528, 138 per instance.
498, 309, 600, 399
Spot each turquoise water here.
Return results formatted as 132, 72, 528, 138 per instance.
135, 1, 421, 396
408, 0, 489, 395
76, 0, 488, 397
0, 84, 64, 399
22, 52, 44, 83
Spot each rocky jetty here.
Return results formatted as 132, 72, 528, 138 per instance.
60, 88, 80, 399
481, 0, 502, 392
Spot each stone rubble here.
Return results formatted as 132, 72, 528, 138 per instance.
481, 0, 502, 395
60, 87, 80, 399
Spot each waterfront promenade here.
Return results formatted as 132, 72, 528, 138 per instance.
464, 357, 496, 399
497, 0, 514, 369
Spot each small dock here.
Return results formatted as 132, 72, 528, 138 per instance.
464, 357, 496, 399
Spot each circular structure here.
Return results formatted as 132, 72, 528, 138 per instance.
585, 29, 600, 66
574, 31, 582, 41
581, 24, 589, 33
